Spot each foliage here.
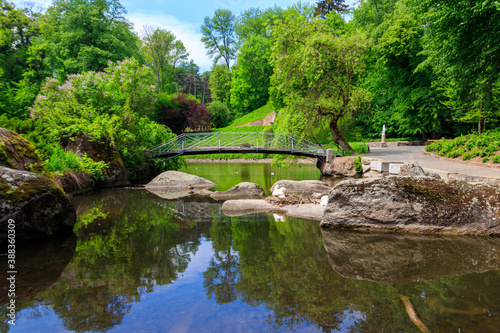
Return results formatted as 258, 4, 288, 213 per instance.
425, 128, 500, 161
45, 145, 107, 180
209, 64, 232, 105
270, 9, 369, 152
0, 1, 42, 118
201, 9, 237, 68
39, 0, 142, 80
314, 0, 349, 17
230, 35, 273, 115
29, 58, 175, 176
141, 25, 188, 92
354, 155, 363, 173
208, 101, 232, 128
155, 92, 211, 134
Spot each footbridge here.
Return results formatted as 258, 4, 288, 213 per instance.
147, 132, 334, 161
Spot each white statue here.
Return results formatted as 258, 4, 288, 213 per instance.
382, 124, 386, 136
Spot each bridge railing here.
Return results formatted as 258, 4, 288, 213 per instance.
148, 132, 325, 156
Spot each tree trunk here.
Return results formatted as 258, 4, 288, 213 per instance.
478, 101, 483, 134
329, 118, 354, 153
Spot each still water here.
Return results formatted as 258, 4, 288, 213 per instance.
1, 163, 500, 332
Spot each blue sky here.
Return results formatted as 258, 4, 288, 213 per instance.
12, 0, 355, 72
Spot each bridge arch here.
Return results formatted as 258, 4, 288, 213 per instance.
147, 132, 332, 162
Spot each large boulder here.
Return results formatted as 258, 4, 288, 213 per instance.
321, 230, 500, 284
320, 176, 500, 235
319, 156, 381, 177
145, 170, 215, 189
61, 134, 130, 188
211, 182, 264, 200
270, 180, 330, 196
0, 128, 44, 173
0, 167, 76, 243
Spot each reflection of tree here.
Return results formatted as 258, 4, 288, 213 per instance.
204, 217, 240, 304
20, 190, 217, 332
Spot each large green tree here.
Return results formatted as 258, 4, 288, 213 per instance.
38, 0, 141, 79
271, 10, 369, 152
414, 0, 500, 133
230, 7, 284, 115
201, 9, 237, 68
0, 1, 41, 117
209, 64, 232, 105
141, 26, 188, 93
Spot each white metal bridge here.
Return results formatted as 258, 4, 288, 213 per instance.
147, 132, 331, 161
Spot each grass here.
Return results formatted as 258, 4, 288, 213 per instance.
215, 103, 275, 130
425, 128, 500, 163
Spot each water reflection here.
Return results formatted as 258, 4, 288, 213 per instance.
321, 230, 500, 284
2, 188, 500, 332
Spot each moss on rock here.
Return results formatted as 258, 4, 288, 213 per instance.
0, 166, 76, 243
0, 128, 45, 173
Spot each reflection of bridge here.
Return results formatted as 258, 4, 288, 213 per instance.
148, 132, 332, 161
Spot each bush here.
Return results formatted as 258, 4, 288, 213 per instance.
483, 157, 490, 163
208, 101, 232, 128
29, 58, 176, 177
155, 93, 211, 134
45, 145, 107, 180
354, 155, 363, 173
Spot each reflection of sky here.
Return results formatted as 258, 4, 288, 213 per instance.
10, 238, 361, 333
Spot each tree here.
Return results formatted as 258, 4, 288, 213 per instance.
314, 0, 349, 18
155, 93, 211, 134
39, 0, 141, 79
30, 58, 173, 175
271, 11, 369, 152
201, 9, 237, 68
141, 26, 176, 92
414, 0, 500, 132
0, 1, 42, 117
230, 35, 273, 115
209, 64, 232, 105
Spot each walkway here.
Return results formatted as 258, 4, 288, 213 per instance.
366, 146, 500, 181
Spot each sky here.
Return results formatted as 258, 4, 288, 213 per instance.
11, 0, 354, 73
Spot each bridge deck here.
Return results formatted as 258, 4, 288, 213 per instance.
147, 132, 334, 161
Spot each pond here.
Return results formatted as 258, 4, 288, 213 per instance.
1, 163, 500, 332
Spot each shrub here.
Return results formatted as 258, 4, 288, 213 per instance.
155, 93, 211, 134
208, 101, 232, 129
45, 145, 107, 180
354, 155, 363, 173
29, 58, 176, 177
483, 157, 490, 163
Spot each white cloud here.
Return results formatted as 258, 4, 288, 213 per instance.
127, 12, 213, 72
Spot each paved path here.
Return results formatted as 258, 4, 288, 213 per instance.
365, 146, 500, 181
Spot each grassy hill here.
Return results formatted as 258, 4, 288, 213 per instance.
214, 103, 275, 133
426, 128, 500, 164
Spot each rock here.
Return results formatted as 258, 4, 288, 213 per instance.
284, 203, 325, 221
222, 199, 274, 216
319, 157, 380, 177
0, 128, 44, 173
321, 230, 500, 284
222, 199, 325, 221
211, 182, 264, 200
0, 166, 76, 243
270, 180, 330, 196
196, 189, 215, 196
146, 170, 215, 189
320, 176, 500, 235
62, 134, 130, 188
399, 162, 441, 179
363, 170, 382, 178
